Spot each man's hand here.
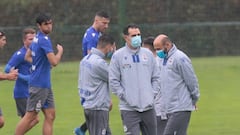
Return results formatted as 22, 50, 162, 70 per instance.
7, 69, 18, 80
194, 104, 198, 111
56, 44, 63, 54
109, 101, 113, 111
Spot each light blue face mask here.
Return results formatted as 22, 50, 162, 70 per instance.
106, 51, 113, 58
156, 50, 166, 58
131, 35, 142, 48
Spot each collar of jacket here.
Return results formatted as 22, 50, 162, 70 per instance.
166, 44, 177, 58
91, 48, 105, 58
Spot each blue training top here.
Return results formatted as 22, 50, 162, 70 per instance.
6, 46, 31, 98
82, 26, 101, 57
29, 31, 53, 89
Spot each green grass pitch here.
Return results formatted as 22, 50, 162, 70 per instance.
0, 56, 240, 135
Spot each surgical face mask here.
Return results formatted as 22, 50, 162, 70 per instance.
131, 35, 142, 48
106, 46, 115, 58
156, 50, 166, 58
106, 51, 113, 58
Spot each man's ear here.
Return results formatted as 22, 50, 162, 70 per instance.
164, 42, 172, 52
122, 34, 127, 40
37, 23, 41, 29
165, 41, 171, 47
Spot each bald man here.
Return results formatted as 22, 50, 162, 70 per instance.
153, 34, 200, 135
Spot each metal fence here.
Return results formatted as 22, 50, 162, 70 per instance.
0, 0, 239, 62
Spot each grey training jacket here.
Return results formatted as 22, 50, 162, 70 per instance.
78, 48, 111, 111
109, 45, 161, 112
154, 44, 200, 118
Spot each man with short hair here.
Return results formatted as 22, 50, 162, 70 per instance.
75, 10, 110, 135
109, 24, 160, 135
0, 31, 18, 129
14, 13, 63, 135
5, 28, 39, 128
82, 10, 110, 57
153, 34, 200, 135
79, 34, 115, 135
142, 36, 156, 56
142, 36, 162, 71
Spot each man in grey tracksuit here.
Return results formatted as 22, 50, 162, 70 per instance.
153, 34, 200, 135
109, 24, 160, 135
78, 34, 116, 135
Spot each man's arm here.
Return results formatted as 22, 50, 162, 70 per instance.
109, 54, 126, 101
4, 64, 29, 82
151, 55, 161, 97
178, 56, 200, 105
0, 69, 18, 81
95, 60, 109, 82
47, 44, 63, 67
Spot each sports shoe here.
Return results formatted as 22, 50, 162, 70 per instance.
74, 127, 85, 135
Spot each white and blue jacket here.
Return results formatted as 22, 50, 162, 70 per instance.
154, 44, 200, 118
78, 48, 111, 111
109, 45, 161, 112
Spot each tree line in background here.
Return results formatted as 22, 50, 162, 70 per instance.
0, 0, 239, 61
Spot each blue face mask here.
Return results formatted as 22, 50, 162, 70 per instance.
106, 51, 113, 58
131, 35, 142, 48
156, 50, 166, 58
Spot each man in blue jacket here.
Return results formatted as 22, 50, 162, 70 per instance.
153, 34, 200, 135
109, 24, 160, 135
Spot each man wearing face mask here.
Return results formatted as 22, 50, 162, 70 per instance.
78, 34, 115, 135
153, 34, 200, 135
109, 24, 160, 135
